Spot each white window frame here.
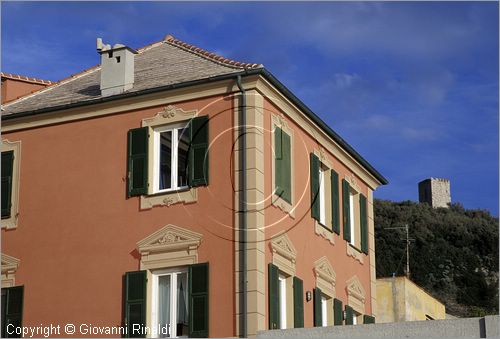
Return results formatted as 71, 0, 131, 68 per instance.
319, 167, 326, 226
151, 267, 189, 338
153, 123, 189, 194
321, 295, 328, 327
279, 274, 287, 329
352, 310, 361, 325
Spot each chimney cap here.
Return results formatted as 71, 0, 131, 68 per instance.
96, 38, 138, 54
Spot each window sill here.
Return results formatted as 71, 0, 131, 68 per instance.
346, 242, 364, 264
150, 186, 190, 196
1, 215, 18, 230
314, 221, 335, 245
272, 194, 295, 219
140, 187, 198, 210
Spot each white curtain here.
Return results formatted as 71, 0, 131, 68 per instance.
159, 275, 171, 337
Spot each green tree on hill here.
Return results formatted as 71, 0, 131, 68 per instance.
374, 199, 498, 317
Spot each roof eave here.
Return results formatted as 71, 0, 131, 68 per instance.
2, 67, 388, 185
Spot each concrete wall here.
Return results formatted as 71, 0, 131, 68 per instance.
377, 277, 445, 323
257, 315, 499, 338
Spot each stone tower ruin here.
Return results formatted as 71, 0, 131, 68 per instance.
418, 178, 451, 208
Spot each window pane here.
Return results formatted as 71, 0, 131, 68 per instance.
177, 128, 190, 188
159, 131, 172, 190
279, 275, 287, 329
158, 275, 171, 338
176, 272, 189, 336
321, 296, 327, 326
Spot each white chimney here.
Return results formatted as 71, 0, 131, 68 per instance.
97, 38, 138, 97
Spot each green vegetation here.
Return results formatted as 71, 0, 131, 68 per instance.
374, 199, 499, 317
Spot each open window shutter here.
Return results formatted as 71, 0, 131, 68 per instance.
275, 128, 291, 203
268, 263, 279, 329
342, 179, 351, 242
333, 298, 343, 326
293, 277, 304, 328
363, 315, 375, 324
189, 116, 209, 187
127, 128, 148, 197
274, 127, 283, 198
189, 262, 209, 338
281, 132, 291, 203
345, 305, 354, 325
313, 288, 322, 327
360, 194, 368, 254
310, 153, 320, 220
331, 170, 340, 234
1, 151, 14, 219
3, 286, 23, 338
124, 271, 146, 338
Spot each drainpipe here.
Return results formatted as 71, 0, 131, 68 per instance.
236, 75, 247, 338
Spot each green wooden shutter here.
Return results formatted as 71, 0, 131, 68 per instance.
313, 288, 322, 327
3, 286, 23, 338
275, 127, 283, 199
274, 128, 291, 203
1, 151, 14, 219
342, 179, 351, 242
281, 131, 291, 203
360, 194, 368, 254
363, 315, 375, 324
293, 277, 304, 328
331, 170, 340, 234
333, 298, 343, 326
189, 116, 209, 187
310, 153, 320, 220
268, 263, 279, 329
189, 262, 209, 338
124, 271, 146, 338
345, 305, 354, 325
127, 128, 148, 197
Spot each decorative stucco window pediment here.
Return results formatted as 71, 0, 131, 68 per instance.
1, 253, 20, 288
314, 256, 336, 298
346, 275, 366, 314
270, 232, 297, 276
137, 224, 202, 270
140, 105, 199, 209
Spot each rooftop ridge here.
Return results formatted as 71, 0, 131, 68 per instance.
164, 34, 262, 69
1, 66, 101, 108
1, 72, 54, 85
2, 41, 167, 108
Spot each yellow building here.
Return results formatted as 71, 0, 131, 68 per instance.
376, 276, 446, 323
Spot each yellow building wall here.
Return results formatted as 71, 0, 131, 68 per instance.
376, 277, 445, 323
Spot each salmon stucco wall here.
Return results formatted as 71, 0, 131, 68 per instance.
1, 78, 48, 104
1, 94, 237, 337
261, 96, 373, 328
376, 277, 446, 323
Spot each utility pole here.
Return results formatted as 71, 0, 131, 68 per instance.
405, 224, 410, 279
384, 224, 414, 278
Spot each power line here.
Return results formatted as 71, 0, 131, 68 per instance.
382, 224, 414, 278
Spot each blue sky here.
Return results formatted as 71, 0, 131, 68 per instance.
2, 2, 498, 215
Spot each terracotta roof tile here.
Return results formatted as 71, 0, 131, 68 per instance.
2, 35, 263, 116
1, 72, 55, 85
164, 35, 262, 69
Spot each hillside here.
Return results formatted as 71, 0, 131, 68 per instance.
374, 199, 499, 317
